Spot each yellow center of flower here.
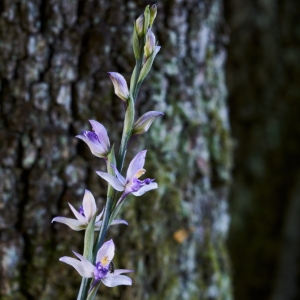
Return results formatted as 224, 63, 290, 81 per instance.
101, 255, 110, 266
134, 168, 146, 178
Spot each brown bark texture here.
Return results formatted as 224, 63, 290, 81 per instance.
0, 1, 232, 299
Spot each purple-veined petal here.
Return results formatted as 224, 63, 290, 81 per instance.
82, 189, 97, 221
96, 239, 115, 264
111, 164, 126, 185
76, 134, 107, 157
59, 256, 94, 278
96, 171, 125, 191
132, 182, 158, 196
52, 217, 85, 231
126, 150, 147, 181
132, 111, 164, 135
111, 219, 128, 226
69, 203, 87, 224
102, 274, 132, 287
89, 120, 110, 151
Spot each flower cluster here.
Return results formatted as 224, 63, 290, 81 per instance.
52, 4, 162, 299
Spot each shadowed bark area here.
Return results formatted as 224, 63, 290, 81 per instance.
0, 1, 232, 299
226, 0, 300, 299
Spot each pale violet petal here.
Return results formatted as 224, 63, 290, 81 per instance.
89, 120, 110, 151
126, 150, 147, 181
82, 189, 97, 221
132, 182, 158, 196
76, 134, 106, 157
96, 171, 125, 191
69, 203, 87, 224
111, 164, 126, 185
96, 239, 115, 264
111, 219, 128, 226
102, 274, 132, 287
59, 256, 93, 278
72, 251, 95, 274
52, 217, 85, 231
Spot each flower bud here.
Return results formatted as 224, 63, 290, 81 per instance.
144, 29, 156, 58
108, 72, 130, 101
135, 14, 144, 38
149, 4, 157, 27
132, 111, 164, 136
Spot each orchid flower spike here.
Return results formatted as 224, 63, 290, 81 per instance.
76, 120, 110, 158
59, 239, 133, 288
52, 189, 127, 231
96, 150, 157, 204
108, 72, 130, 101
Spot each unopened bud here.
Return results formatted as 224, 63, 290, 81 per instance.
149, 4, 157, 27
108, 72, 129, 101
144, 29, 156, 58
132, 111, 164, 135
135, 14, 144, 38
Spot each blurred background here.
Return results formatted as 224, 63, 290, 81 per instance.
226, 1, 300, 300
0, 0, 299, 299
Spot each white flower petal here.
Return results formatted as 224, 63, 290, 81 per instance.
96, 239, 115, 264
102, 274, 132, 287
72, 251, 95, 274
59, 256, 93, 278
69, 203, 87, 224
82, 189, 97, 221
126, 150, 147, 181
111, 165, 126, 185
96, 171, 125, 191
111, 219, 128, 226
132, 182, 158, 196
52, 217, 85, 231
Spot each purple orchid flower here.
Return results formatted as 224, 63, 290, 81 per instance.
52, 189, 127, 231
76, 120, 110, 158
60, 239, 133, 288
96, 150, 157, 204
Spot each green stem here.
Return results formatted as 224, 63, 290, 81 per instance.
93, 196, 113, 257
78, 29, 147, 300
77, 278, 90, 300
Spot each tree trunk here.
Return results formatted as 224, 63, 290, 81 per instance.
0, 1, 232, 299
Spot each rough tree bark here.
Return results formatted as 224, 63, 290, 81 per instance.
0, 1, 232, 299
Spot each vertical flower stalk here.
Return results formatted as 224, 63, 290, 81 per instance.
54, 5, 162, 300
